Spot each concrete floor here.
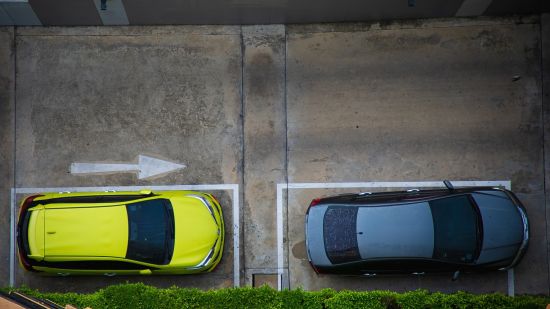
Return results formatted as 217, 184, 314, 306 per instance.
1, 15, 549, 294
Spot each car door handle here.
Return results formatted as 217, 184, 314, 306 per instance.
412, 272, 425, 275
358, 192, 372, 196
363, 273, 377, 277
103, 272, 117, 277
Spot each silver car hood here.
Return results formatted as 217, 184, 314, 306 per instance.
474, 191, 523, 264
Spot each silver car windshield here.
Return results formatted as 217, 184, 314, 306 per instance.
429, 195, 479, 263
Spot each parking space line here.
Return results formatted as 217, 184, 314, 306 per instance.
284, 181, 511, 190
9, 188, 15, 287
508, 269, 514, 296
10, 184, 240, 287
276, 183, 285, 290
230, 184, 240, 287
276, 180, 512, 293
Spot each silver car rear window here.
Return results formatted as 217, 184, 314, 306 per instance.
323, 207, 360, 264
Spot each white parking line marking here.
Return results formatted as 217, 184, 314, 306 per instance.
285, 181, 511, 190
276, 183, 285, 290
276, 180, 512, 291
508, 269, 514, 296
10, 184, 240, 287
9, 188, 15, 287
231, 184, 240, 287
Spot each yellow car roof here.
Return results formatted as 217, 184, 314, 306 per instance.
43, 205, 128, 259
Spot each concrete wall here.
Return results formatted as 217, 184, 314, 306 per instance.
0, 15, 548, 293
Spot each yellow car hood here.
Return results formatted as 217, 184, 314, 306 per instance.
170, 196, 219, 267
43, 206, 128, 258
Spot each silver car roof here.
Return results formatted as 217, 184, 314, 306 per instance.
357, 202, 434, 259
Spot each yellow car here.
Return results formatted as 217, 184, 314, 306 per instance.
16, 190, 224, 275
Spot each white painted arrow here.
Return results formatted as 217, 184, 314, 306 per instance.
70, 155, 186, 179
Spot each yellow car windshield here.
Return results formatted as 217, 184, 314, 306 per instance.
126, 199, 175, 265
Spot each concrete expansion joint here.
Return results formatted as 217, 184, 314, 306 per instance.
287, 15, 540, 35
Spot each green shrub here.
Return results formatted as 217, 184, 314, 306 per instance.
5, 283, 550, 309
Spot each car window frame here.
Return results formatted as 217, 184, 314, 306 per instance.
31, 194, 158, 206
31, 259, 159, 270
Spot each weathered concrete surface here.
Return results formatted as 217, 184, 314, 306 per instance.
543, 13, 550, 296
286, 19, 545, 293
15, 26, 242, 188
1, 16, 549, 295
242, 25, 286, 285
14, 26, 242, 291
0, 27, 14, 288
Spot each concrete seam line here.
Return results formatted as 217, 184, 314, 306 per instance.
238, 25, 245, 288
276, 180, 511, 292
10, 25, 17, 287
283, 24, 289, 291
538, 16, 549, 296
10, 184, 240, 287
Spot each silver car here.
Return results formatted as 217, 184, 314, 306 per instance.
305, 181, 529, 278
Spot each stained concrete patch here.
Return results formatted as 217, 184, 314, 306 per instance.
253, 274, 278, 288
291, 240, 307, 260
242, 25, 286, 283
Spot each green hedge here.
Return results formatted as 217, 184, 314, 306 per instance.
5, 283, 550, 309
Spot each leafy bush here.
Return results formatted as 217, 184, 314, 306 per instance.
5, 283, 550, 309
